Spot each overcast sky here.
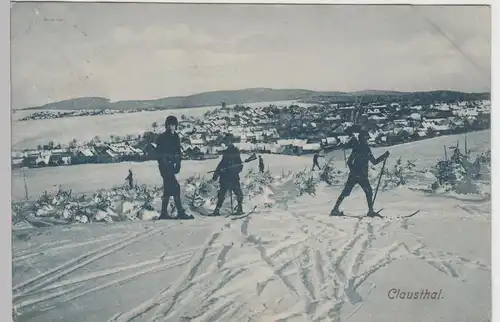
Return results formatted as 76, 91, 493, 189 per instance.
11, 3, 490, 109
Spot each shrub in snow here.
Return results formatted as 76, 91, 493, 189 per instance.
12, 184, 164, 225
183, 174, 218, 209
293, 168, 316, 196
380, 157, 417, 189
430, 146, 490, 195
242, 169, 276, 199
318, 163, 343, 186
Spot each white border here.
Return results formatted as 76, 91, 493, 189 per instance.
2, 0, 12, 321
3, 1, 496, 322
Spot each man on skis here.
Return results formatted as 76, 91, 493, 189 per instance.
155, 115, 193, 220
125, 169, 133, 189
312, 152, 322, 171
258, 155, 265, 173
330, 130, 389, 217
211, 133, 244, 216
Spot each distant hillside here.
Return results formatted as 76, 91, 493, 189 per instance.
344, 90, 407, 96
20, 88, 490, 111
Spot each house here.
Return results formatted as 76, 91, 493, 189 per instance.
22, 155, 41, 167
12, 158, 24, 169
337, 135, 351, 144
409, 113, 421, 121
321, 137, 338, 146
35, 154, 51, 166
189, 138, 204, 146
325, 115, 341, 121
50, 151, 73, 166
393, 119, 409, 126
368, 114, 388, 122
301, 143, 322, 154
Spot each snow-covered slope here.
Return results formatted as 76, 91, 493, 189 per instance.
11, 131, 491, 322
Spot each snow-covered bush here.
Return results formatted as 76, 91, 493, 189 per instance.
381, 157, 417, 189
183, 174, 218, 209
12, 184, 164, 225
293, 168, 316, 196
242, 169, 276, 199
318, 163, 343, 186
430, 146, 490, 194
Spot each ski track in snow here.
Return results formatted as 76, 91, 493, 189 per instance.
13, 167, 491, 320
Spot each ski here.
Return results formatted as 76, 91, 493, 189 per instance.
229, 206, 258, 220
381, 209, 420, 219
333, 209, 420, 220
154, 214, 195, 221
193, 206, 225, 217
335, 208, 384, 219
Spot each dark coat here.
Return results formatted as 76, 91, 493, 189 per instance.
155, 130, 182, 178
213, 145, 243, 184
347, 141, 384, 176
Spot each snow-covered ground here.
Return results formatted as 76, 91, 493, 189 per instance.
12, 100, 311, 150
12, 130, 491, 322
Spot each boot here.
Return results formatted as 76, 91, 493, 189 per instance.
177, 209, 194, 220
158, 200, 170, 220
211, 206, 221, 216
234, 204, 243, 215
366, 209, 381, 217
330, 208, 344, 216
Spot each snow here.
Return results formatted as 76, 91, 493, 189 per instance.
11, 130, 491, 322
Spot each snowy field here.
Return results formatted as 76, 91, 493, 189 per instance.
11, 130, 491, 322
12, 130, 491, 201
12, 100, 311, 150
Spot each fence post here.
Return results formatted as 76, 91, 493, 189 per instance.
22, 168, 29, 200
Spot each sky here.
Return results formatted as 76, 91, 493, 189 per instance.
11, 3, 491, 109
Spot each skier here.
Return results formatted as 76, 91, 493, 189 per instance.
211, 133, 244, 216
155, 115, 193, 220
125, 169, 133, 189
312, 152, 322, 171
330, 130, 389, 217
258, 155, 265, 173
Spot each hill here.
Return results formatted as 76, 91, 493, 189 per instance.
19, 88, 490, 111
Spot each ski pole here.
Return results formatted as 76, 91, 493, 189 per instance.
230, 190, 233, 215
207, 154, 257, 174
372, 157, 387, 205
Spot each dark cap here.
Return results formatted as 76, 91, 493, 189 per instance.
165, 115, 178, 126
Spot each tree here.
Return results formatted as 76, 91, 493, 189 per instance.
426, 127, 436, 138
48, 141, 55, 149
